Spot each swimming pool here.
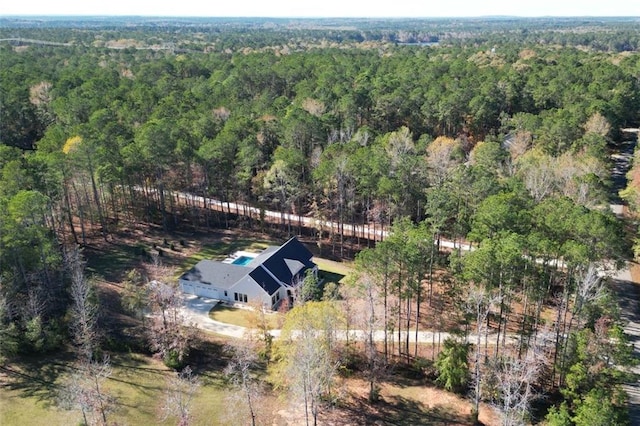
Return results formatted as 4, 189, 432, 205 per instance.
232, 256, 254, 266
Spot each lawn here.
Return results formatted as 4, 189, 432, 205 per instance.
0, 351, 240, 426
209, 304, 281, 329
313, 257, 354, 282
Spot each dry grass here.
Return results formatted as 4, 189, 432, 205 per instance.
630, 262, 640, 283
316, 377, 501, 426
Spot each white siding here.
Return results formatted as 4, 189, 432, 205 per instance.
229, 276, 270, 307
180, 279, 195, 295
180, 279, 219, 299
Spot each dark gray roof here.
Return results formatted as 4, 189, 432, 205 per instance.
248, 265, 281, 295
180, 260, 249, 289
248, 245, 279, 266
261, 237, 315, 286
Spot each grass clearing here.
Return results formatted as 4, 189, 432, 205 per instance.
0, 390, 77, 426
0, 351, 237, 426
313, 257, 354, 280
106, 353, 232, 426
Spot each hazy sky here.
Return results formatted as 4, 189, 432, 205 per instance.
1, 0, 639, 18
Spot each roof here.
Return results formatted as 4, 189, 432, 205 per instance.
180, 260, 250, 289
261, 237, 314, 287
248, 245, 279, 266
248, 265, 282, 295
179, 237, 316, 297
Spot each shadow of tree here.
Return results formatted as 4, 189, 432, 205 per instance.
337, 392, 476, 425
1, 352, 75, 407
85, 243, 144, 282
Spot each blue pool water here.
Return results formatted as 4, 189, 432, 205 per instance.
232, 256, 254, 266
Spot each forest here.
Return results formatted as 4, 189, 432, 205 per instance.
1, 16, 640, 425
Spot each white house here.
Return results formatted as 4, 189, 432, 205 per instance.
179, 237, 317, 310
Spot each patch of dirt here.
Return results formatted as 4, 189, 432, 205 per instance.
630, 261, 640, 283
283, 377, 502, 426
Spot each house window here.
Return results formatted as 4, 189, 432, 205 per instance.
234, 292, 248, 303
224, 291, 228, 297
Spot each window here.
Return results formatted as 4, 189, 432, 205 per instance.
234, 292, 248, 303
224, 291, 228, 297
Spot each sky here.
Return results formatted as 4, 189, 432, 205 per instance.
1, 0, 640, 18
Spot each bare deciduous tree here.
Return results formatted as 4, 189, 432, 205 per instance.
583, 112, 611, 137
490, 344, 546, 426
426, 136, 463, 185
67, 246, 98, 361
465, 285, 501, 422
224, 339, 265, 426
62, 247, 115, 426
161, 366, 200, 426
61, 355, 115, 426
147, 279, 197, 368
245, 301, 274, 361
348, 272, 386, 402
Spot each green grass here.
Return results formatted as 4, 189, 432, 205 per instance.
209, 304, 281, 329
0, 352, 233, 426
313, 258, 354, 283
319, 269, 347, 285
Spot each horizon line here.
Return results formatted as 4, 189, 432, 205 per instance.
2, 14, 640, 19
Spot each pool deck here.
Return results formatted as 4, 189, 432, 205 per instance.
221, 250, 259, 264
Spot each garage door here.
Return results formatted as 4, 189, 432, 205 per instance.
194, 284, 219, 299
180, 281, 195, 295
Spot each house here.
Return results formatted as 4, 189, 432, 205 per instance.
179, 237, 317, 310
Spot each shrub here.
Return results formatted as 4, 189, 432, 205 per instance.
434, 338, 470, 394
164, 350, 186, 370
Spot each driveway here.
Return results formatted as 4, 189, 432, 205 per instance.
180, 294, 247, 338
182, 294, 515, 344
